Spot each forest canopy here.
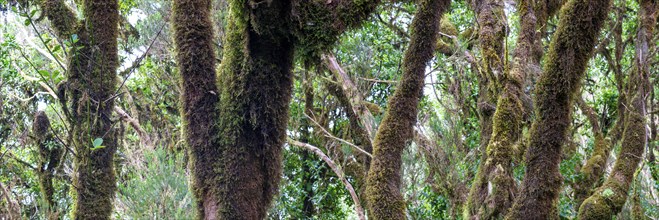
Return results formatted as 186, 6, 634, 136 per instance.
0, 0, 658, 219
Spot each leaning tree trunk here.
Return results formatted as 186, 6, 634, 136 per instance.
465, 0, 537, 218
577, 0, 657, 218
506, 0, 611, 219
41, 0, 120, 218
365, 0, 451, 219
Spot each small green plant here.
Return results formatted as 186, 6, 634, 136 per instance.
91, 138, 106, 150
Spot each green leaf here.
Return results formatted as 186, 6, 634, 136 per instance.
24, 19, 31, 26
93, 138, 103, 147
52, 45, 61, 53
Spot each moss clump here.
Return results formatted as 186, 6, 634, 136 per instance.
506, 0, 611, 219
32, 111, 62, 220
40, 0, 77, 39
365, 0, 451, 219
172, 0, 220, 218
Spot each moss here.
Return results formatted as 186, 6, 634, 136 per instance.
506, 0, 611, 219
172, 0, 220, 218
44, 0, 122, 218
41, 0, 78, 39
364, 0, 450, 219
32, 111, 62, 219
291, 0, 381, 60
466, 1, 518, 218
577, 0, 656, 218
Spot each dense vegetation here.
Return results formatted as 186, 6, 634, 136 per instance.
0, 0, 658, 219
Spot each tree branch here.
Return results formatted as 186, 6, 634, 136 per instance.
287, 138, 366, 220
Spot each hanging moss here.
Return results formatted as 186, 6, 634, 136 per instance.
172, 0, 220, 218
365, 0, 451, 219
291, 0, 381, 60
32, 111, 62, 220
40, 0, 77, 39
577, 1, 656, 218
506, 0, 611, 219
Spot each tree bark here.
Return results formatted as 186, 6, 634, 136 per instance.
506, 0, 611, 219
365, 0, 451, 219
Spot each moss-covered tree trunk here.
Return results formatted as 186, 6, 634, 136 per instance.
174, 0, 380, 218
32, 111, 62, 220
465, 0, 536, 218
473, 0, 507, 165
364, 0, 450, 218
41, 0, 120, 218
215, 1, 294, 218
577, 0, 657, 218
573, 98, 612, 207
172, 0, 221, 218
506, 0, 611, 219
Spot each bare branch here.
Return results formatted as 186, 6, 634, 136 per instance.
287, 138, 365, 220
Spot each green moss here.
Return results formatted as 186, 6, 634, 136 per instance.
506, 0, 611, 219
44, 0, 122, 218
577, 0, 655, 218
32, 111, 62, 219
41, 0, 78, 39
172, 0, 220, 218
365, 0, 450, 219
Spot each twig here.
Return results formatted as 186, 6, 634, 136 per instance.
287, 138, 366, 220
304, 112, 372, 158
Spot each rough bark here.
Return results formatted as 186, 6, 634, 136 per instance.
465, 0, 535, 218
506, 0, 611, 219
577, 0, 657, 218
172, 0, 220, 218
364, 0, 450, 219
32, 111, 62, 220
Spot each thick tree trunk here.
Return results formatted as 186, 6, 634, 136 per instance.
506, 0, 611, 219
68, 1, 120, 218
172, 0, 221, 218
577, 0, 657, 218
365, 0, 450, 219
41, 1, 120, 219
465, 0, 535, 218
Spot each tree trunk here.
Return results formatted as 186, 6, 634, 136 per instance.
506, 0, 611, 219
41, 0, 120, 218
577, 0, 657, 218
172, 0, 221, 218
465, 0, 536, 218
365, 0, 451, 218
